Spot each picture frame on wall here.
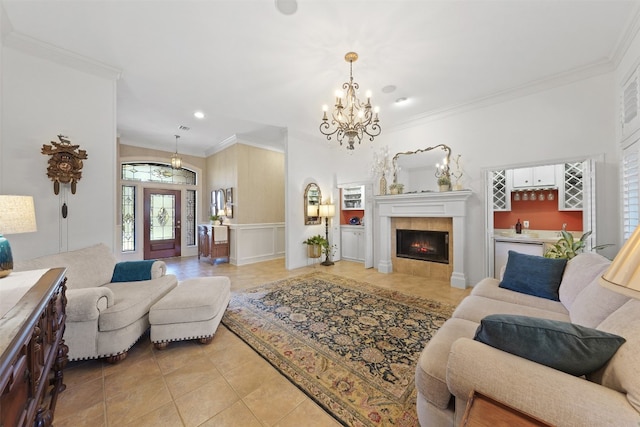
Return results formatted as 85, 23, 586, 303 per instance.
225, 188, 234, 218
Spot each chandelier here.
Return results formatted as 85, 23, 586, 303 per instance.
170, 134, 182, 169
320, 52, 381, 150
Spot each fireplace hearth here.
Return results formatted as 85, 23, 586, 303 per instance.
396, 229, 449, 264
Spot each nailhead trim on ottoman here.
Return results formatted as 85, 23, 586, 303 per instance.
149, 276, 231, 349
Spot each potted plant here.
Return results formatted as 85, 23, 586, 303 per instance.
389, 182, 404, 195
210, 214, 221, 225
437, 175, 451, 192
544, 230, 612, 259
303, 234, 328, 258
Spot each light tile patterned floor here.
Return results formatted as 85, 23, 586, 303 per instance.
54, 257, 470, 426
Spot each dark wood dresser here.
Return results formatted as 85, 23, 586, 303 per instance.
198, 224, 230, 263
0, 268, 68, 427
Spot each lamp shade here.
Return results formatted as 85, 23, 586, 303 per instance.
0, 195, 37, 278
217, 209, 226, 217
307, 205, 318, 217
0, 195, 37, 234
600, 225, 640, 299
319, 204, 336, 218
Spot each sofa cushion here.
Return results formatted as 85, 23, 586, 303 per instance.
415, 318, 479, 409
471, 277, 569, 314
13, 243, 116, 290
589, 299, 640, 413
569, 277, 630, 328
99, 274, 177, 331
558, 252, 611, 310
499, 251, 567, 301
452, 295, 569, 324
474, 314, 626, 376
111, 260, 157, 283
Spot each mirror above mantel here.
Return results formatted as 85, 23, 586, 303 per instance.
392, 144, 454, 193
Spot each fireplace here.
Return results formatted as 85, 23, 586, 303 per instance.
396, 229, 449, 264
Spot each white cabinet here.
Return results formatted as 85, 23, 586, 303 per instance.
341, 226, 364, 262
342, 185, 364, 210
557, 162, 584, 211
511, 165, 556, 188
491, 169, 510, 211
494, 240, 544, 279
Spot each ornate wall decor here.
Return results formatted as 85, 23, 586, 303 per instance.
41, 135, 88, 195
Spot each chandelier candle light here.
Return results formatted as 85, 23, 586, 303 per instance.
320, 52, 381, 150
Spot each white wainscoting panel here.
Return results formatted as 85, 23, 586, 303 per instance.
229, 223, 285, 266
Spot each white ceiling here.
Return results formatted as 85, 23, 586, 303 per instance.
2, 0, 638, 156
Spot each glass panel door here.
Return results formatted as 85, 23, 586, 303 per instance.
144, 189, 181, 259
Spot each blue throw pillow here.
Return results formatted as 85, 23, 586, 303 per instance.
499, 251, 567, 301
111, 260, 157, 283
474, 314, 626, 376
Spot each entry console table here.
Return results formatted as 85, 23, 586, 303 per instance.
198, 224, 230, 263
0, 268, 68, 427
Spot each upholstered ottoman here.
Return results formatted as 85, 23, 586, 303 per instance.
149, 276, 231, 349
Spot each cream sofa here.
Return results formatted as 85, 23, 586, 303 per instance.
416, 252, 640, 426
15, 243, 178, 362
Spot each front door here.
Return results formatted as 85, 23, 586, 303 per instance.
144, 188, 181, 259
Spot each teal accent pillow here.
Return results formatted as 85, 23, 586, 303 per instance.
474, 314, 626, 376
499, 251, 567, 301
111, 260, 156, 283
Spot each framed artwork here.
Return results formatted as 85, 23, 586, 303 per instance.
225, 188, 234, 218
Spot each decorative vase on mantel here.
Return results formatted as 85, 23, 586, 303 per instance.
379, 175, 387, 195
439, 184, 451, 192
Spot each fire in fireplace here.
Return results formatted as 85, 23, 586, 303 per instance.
396, 229, 449, 264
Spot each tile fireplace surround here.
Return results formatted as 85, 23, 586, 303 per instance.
374, 190, 472, 289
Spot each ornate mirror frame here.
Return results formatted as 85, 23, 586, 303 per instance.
392, 144, 452, 185
304, 183, 322, 225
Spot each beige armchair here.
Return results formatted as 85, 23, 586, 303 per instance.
15, 243, 178, 363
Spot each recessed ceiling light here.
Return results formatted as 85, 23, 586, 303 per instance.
194, 111, 205, 119
382, 85, 397, 94
275, 0, 297, 15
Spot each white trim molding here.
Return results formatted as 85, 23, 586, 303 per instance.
374, 191, 472, 289
229, 222, 285, 266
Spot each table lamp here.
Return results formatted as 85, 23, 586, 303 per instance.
600, 224, 640, 299
319, 203, 336, 266
0, 195, 38, 278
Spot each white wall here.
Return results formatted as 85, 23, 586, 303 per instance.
285, 129, 347, 270
368, 73, 618, 285
0, 45, 118, 260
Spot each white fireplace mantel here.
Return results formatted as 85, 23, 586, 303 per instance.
374, 190, 472, 289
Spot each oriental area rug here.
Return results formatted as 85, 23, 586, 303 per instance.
221, 272, 455, 427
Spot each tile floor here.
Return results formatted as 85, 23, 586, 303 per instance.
54, 257, 471, 427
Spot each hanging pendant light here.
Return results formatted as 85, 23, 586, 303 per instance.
320, 52, 381, 150
171, 134, 182, 169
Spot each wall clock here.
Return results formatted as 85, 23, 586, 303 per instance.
41, 135, 88, 195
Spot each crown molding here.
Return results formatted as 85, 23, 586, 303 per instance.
611, 2, 640, 69
3, 31, 121, 81
389, 58, 614, 133
204, 134, 238, 157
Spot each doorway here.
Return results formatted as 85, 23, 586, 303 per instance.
485, 158, 596, 277
144, 188, 181, 259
